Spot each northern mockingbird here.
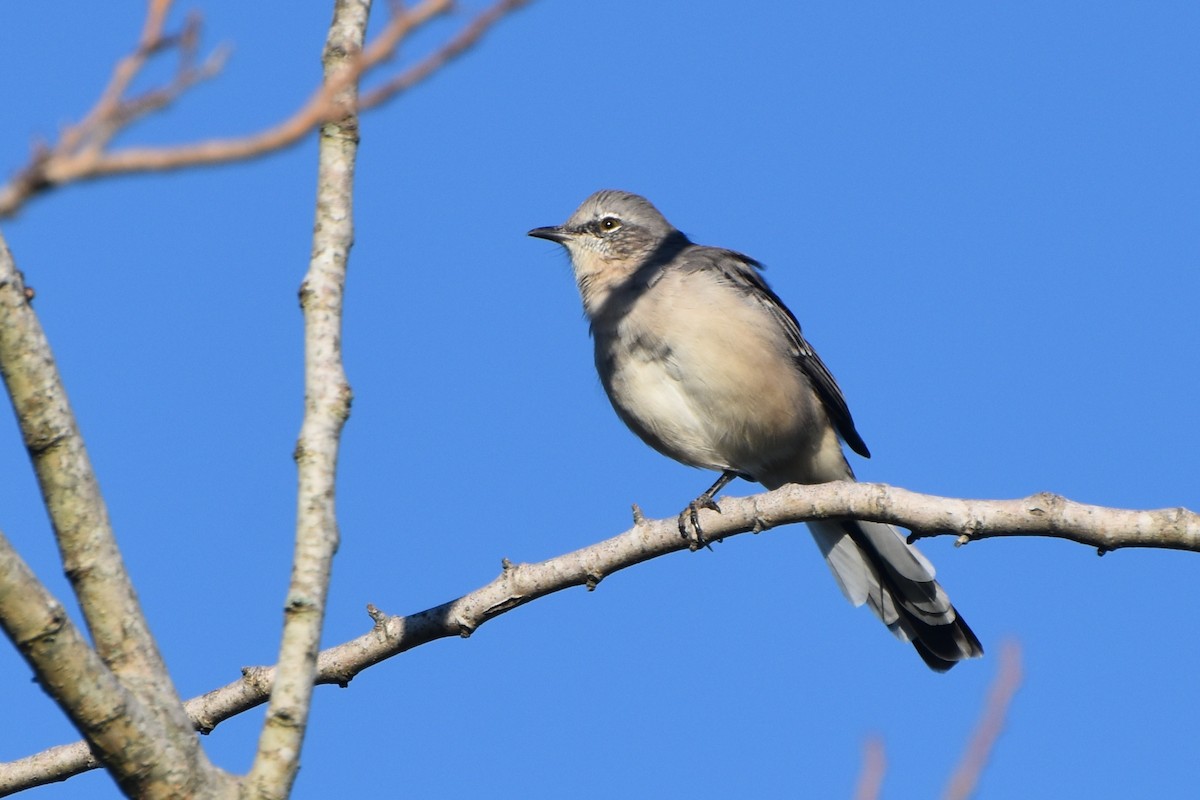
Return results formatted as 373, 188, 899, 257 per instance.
529, 189, 982, 671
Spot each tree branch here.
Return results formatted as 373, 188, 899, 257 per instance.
0, 529, 193, 798
360, 0, 533, 110
0, 231, 227, 795
241, 2, 364, 797
943, 642, 1023, 800
0, 482, 1183, 792
852, 736, 886, 800
0, 0, 532, 218
842, 484, 1199, 553
850, 642, 1021, 800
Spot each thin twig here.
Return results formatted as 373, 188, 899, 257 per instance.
0, 0, 532, 217
60, 0, 176, 156
360, 0, 533, 108
853, 736, 887, 800
42, 0, 449, 176
943, 642, 1023, 800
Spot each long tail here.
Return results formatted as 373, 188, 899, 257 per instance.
808, 519, 983, 671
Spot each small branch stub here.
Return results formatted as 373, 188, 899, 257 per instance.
366, 604, 387, 628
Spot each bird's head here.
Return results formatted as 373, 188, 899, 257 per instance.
529, 190, 684, 314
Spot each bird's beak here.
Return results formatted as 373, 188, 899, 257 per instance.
527, 225, 571, 244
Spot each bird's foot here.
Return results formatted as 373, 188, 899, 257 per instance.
678, 494, 722, 551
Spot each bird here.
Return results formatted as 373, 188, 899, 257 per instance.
528, 189, 982, 671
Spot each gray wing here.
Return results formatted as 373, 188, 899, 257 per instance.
695, 246, 872, 459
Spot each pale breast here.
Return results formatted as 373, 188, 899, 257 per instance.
594, 269, 829, 480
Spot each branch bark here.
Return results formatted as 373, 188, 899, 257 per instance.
0, 530, 191, 797
1, 482, 1188, 793
241, 2, 364, 797
0, 229, 229, 796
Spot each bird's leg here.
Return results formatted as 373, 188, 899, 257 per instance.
678, 470, 738, 549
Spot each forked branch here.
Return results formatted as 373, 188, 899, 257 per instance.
0, 0, 532, 217
0, 483, 1185, 793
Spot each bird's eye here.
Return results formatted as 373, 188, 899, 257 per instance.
598, 216, 621, 232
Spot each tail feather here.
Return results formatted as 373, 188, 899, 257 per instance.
809, 519, 983, 672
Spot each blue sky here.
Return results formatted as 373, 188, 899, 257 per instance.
2, 2, 1199, 798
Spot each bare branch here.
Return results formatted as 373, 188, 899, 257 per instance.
60, 0, 177, 155
242, 1, 364, 796
852, 644, 1020, 800
943, 642, 1023, 800
860, 486, 1199, 553
0, 1, 229, 216
103, 40, 231, 134
852, 736, 886, 800
0, 0, 532, 217
0, 529, 199, 798
0, 229, 226, 794
619, 482, 1199, 555
360, 0, 533, 109
0, 482, 1173, 792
